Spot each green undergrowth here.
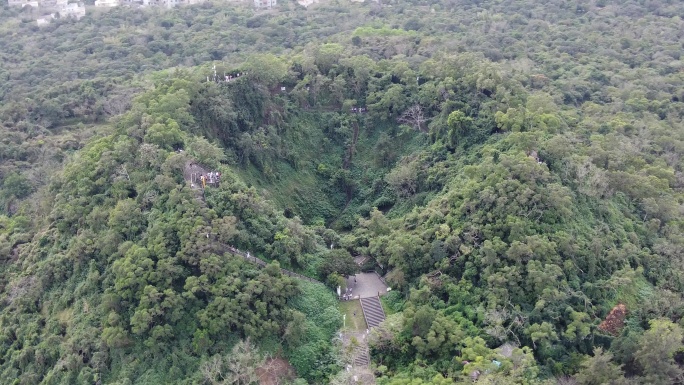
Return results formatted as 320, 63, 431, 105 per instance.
286, 281, 343, 381
2, 4, 684, 381
235, 112, 425, 229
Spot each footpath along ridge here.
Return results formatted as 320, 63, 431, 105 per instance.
183, 160, 323, 285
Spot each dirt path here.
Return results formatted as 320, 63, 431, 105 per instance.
343, 120, 360, 170
339, 327, 376, 384
184, 160, 209, 186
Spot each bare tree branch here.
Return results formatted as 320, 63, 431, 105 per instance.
397, 104, 429, 132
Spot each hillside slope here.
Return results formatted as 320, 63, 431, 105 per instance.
0, 1, 683, 384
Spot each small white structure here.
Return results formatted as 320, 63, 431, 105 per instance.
8, 0, 37, 6
60, 2, 86, 18
297, 0, 317, 6
94, 0, 118, 7
142, 0, 180, 7
254, 0, 275, 8
36, 14, 55, 25
163, 0, 179, 8
39, 0, 67, 8
139, 0, 205, 8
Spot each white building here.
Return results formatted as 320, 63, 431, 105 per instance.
59, 2, 86, 18
8, 0, 39, 7
254, 0, 275, 8
297, 0, 317, 6
94, 0, 119, 7
138, 0, 205, 8
142, 0, 178, 7
36, 14, 55, 25
39, 0, 67, 8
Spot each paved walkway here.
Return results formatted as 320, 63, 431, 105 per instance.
346, 272, 388, 299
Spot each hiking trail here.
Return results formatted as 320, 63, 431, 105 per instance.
182, 160, 323, 285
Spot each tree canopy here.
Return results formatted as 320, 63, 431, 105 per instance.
1, 0, 684, 383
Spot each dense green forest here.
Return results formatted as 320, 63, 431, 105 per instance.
1, 0, 683, 384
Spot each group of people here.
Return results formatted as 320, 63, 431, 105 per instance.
341, 286, 354, 301
206, 72, 248, 83
198, 171, 221, 188
350, 107, 367, 113
224, 72, 247, 82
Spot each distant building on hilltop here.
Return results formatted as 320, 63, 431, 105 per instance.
94, 0, 119, 7
10, 0, 200, 11
36, 13, 55, 25
8, 0, 87, 15
39, 0, 67, 8
254, 0, 275, 9
297, 0, 317, 6
141, 0, 201, 7
8, 0, 39, 7
143, 0, 179, 8
59, 2, 86, 18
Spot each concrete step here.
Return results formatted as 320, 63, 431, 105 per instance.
363, 307, 385, 317
366, 311, 384, 320
360, 296, 386, 329
353, 347, 369, 367
354, 356, 368, 366
361, 298, 384, 313
366, 318, 383, 328
366, 313, 383, 320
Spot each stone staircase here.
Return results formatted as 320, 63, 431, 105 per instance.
353, 345, 369, 367
360, 296, 386, 328
347, 296, 384, 377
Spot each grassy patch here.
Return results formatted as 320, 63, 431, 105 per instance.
339, 300, 367, 332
